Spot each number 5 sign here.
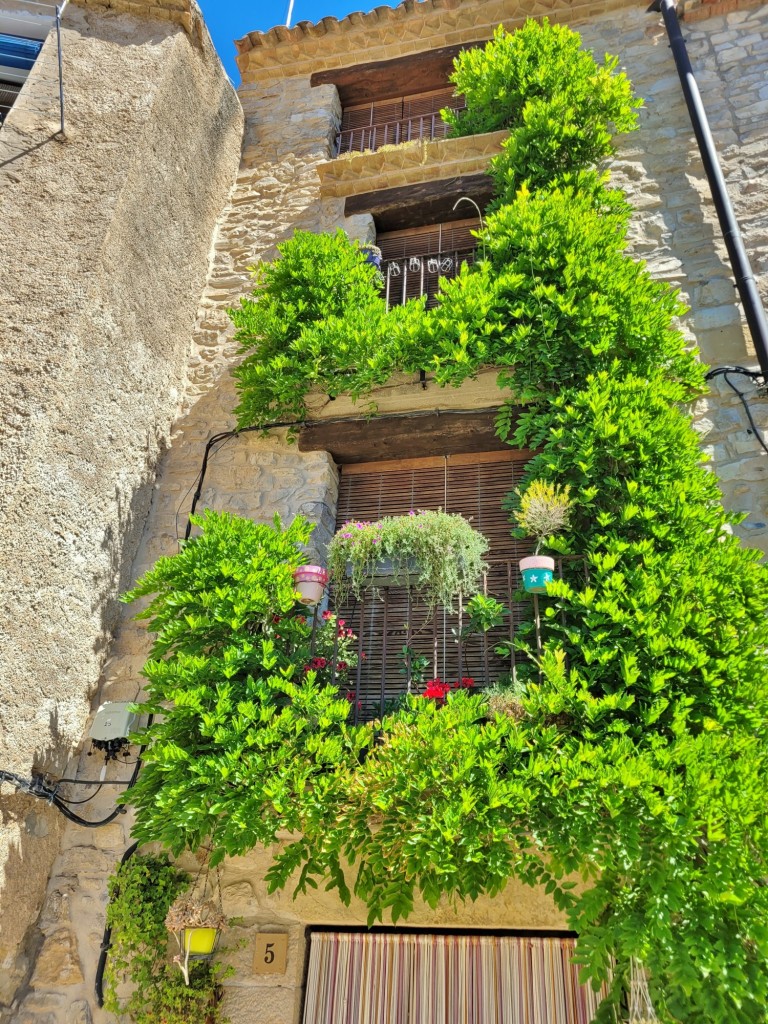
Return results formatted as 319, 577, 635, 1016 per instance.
253, 933, 289, 975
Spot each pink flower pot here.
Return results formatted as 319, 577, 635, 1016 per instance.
293, 565, 329, 606
519, 555, 555, 594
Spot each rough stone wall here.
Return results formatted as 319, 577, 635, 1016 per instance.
7, 2, 768, 1022
0, 1, 243, 1012
1, 60, 359, 1024
579, 3, 768, 551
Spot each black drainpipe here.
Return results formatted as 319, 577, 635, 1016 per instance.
650, 0, 768, 381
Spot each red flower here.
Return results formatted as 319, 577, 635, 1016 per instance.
322, 610, 333, 621
337, 661, 348, 671
455, 676, 475, 689
423, 679, 451, 701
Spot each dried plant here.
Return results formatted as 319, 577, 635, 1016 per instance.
511, 480, 572, 553
628, 958, 659, 1024
165, 894, 226, 933
484, 679, 527, 722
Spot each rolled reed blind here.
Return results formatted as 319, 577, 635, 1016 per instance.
340, 88, 456, 133
302, 932, 609, 1024
333, 454, 533, 711
377, 220, 479, 262
336, 453, 529, 562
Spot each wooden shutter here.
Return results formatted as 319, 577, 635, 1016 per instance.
333, 452, 533, 718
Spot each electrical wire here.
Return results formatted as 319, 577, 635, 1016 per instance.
0, 713, 153, 827
52, 785, 103, 806
704, 365, 768, 457
95, 840, 139, 1007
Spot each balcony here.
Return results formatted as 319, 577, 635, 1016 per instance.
378, 217, 478, 308
319, 555, 587, 724
336, 106, 465, 156
336, 87, 463, 156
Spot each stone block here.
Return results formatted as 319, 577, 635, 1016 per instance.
67, 1000, 93, 1024
220, 982, 302, 1024
30, 930, 83, 987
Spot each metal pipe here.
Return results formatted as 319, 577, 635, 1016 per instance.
55, 2, 64, 134
650, 0, 768, 380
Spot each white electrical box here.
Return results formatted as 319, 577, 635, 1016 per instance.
89, 702, 138, 742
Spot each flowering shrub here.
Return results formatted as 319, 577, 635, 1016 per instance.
303, 611, 359, 684
327, 509, 489, 611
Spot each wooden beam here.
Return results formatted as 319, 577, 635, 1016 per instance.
298, 409, 516, 464
345, 174, 495, 233
310, 42, 487, 106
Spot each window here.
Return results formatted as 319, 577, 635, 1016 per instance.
336, 87, 464, 155
378, 218, 479, 309
0, 13, 49, 126
332, 452, 533, 719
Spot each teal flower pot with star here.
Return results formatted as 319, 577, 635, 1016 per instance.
519, 555, 555, 594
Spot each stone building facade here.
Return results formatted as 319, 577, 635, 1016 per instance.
1, 0, 767, 1020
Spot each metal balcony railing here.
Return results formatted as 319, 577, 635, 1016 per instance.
335, 106, 465, 156
382, 248, 475, 309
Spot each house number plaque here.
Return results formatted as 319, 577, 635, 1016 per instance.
253, 932, 288, 975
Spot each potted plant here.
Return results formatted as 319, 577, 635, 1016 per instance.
327, 509, 488, 611
511, 480, 572, 594
165, 891, 227, 986
293, 564, 329, 605
360, 242, 382, 268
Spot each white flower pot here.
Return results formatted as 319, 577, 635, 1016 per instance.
293, 565, 328, 605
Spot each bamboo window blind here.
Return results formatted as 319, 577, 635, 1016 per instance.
338, 87, 457, 152
332, 453, 533, 713
302, 932, 609, 1024
377, 221, 478, 309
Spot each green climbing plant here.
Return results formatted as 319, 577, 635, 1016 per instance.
121, 19, 768, 1024
104, 853, 228, 1024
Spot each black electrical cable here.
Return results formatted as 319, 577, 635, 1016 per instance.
0, 714, 154, 827
46, 777, 135, 786
181, 404, 504, 541
52, 785, 104, 806
704, 365, 768, 457
94, 840, 139, 1008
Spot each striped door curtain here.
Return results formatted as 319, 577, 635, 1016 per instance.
302, 932, 608, 1024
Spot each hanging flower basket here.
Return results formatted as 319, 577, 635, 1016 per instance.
328, 510, 488, 611
519, 555, 555, 594
348, 555, 419, 586
183, 927, 220, 958
361, 244, 382, 268
166, 891, 226, 984
293, 565, 329, 606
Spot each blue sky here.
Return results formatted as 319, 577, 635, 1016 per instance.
198, 1, 402, 84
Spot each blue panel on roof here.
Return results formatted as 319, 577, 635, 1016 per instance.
0, 33, 43, 72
